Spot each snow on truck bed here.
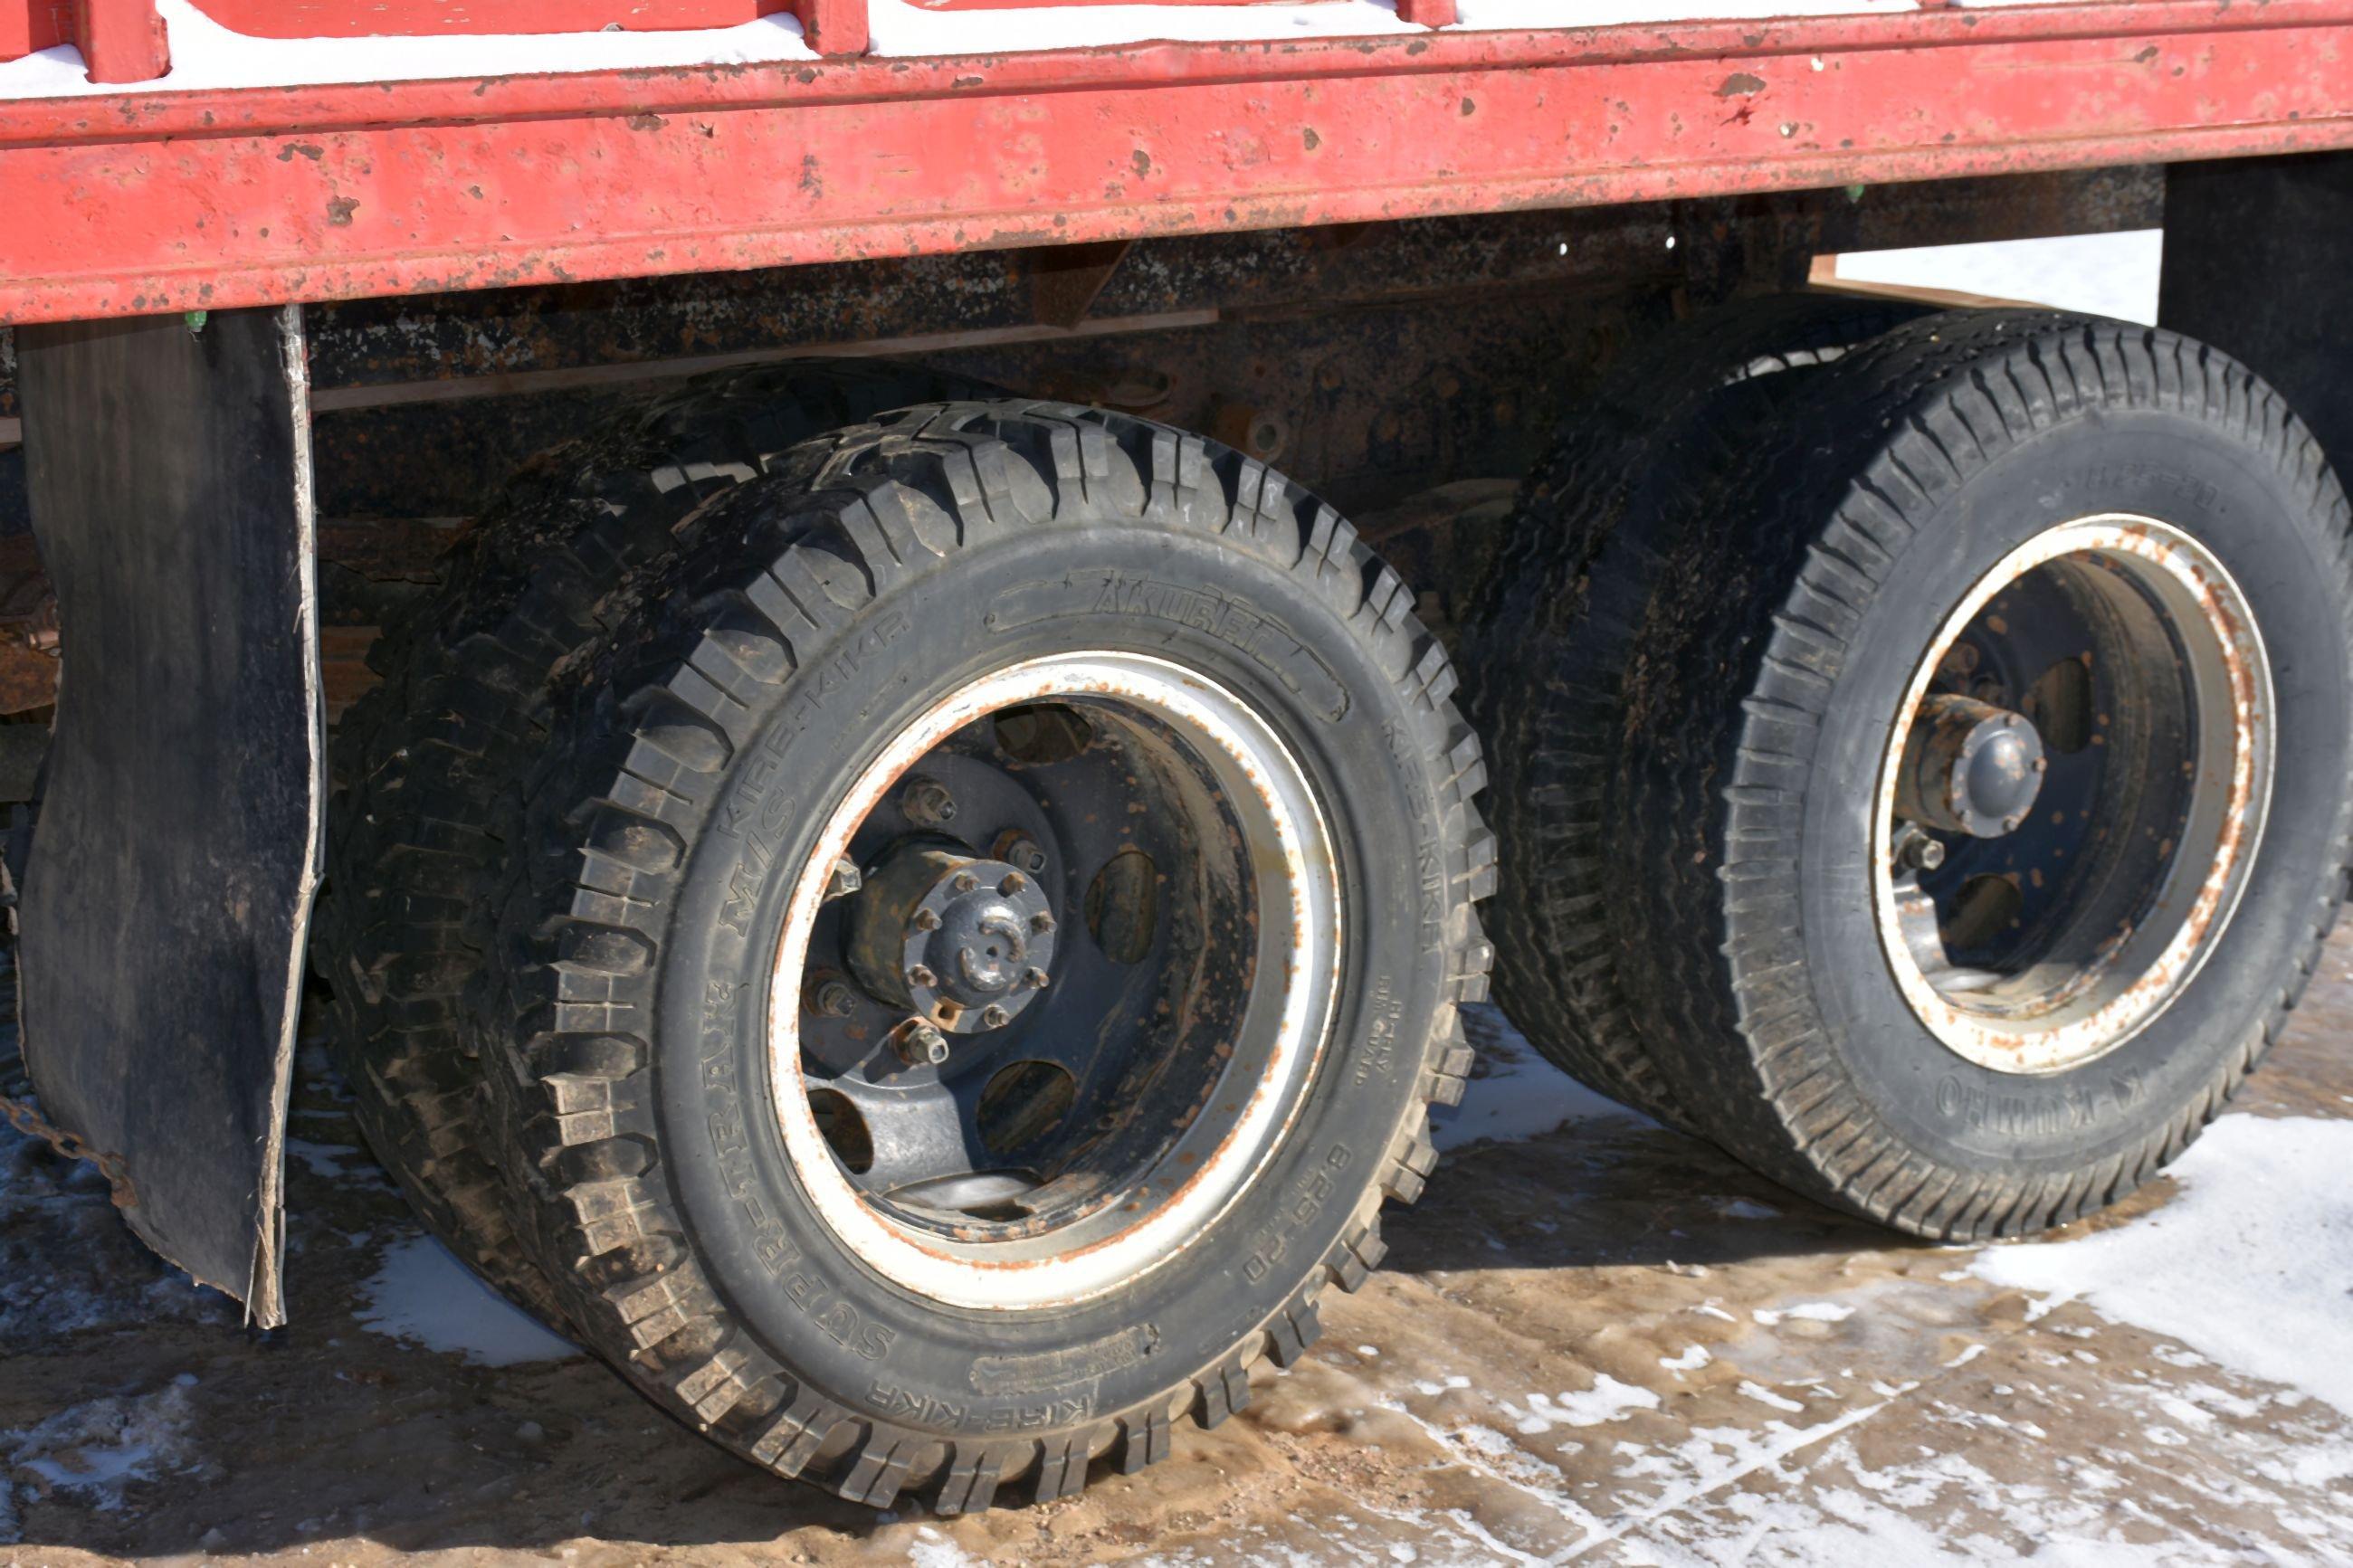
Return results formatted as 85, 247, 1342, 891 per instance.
6, 0, 2045, 100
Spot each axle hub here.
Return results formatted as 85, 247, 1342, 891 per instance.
1896, 693, 2047, 839
848, 841, 1058, 1032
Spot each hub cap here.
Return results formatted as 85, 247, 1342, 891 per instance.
767, 651, 1341, 1309
1872, 515, 2273, 1074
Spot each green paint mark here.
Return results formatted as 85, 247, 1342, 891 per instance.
184, 309, 209, 335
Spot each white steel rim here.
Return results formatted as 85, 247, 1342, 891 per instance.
767, 651, 1341, 1310
1871, 514, 2274, 1075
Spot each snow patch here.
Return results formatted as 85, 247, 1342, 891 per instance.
1753, 1301, 1855, 1326
0, 0, 813, 100
0, 1380, 195, 1543
1431, 1005, 1643, 1152
1506, 1374, 1662, 1431
1972, 1115, 2353, 1418
355, 1234, 580, 1367
1660, 1345, 1711, 1373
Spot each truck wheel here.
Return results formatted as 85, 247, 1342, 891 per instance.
461, 400, 1489, 1506
320, 362, 997, 1324
1577, 311, 2352, 1238
1462, 293, 1928, 1130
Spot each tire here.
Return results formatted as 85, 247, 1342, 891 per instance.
1462, 293, 1929, 1131
459, 399, 1491, 1507
319, 360, 1003, 1325
1580, 310, 2353, 1238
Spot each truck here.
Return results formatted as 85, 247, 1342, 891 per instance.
1, 0, 2347, 1514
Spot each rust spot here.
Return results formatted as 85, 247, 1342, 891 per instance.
325, 197, 359, 227
625, 112, 667, 132
1718, 71, 1767, 97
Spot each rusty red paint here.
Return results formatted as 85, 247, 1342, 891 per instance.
1, 0, 2349, 323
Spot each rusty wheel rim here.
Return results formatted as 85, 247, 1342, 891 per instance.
767, 651, 1340, 1310
1872, 515, 2273, 1075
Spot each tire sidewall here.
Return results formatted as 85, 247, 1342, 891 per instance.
1801, 409, 2351, 1173
653, 520, 1452, 1430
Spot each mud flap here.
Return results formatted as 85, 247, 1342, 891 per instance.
14, 306, 321, 1326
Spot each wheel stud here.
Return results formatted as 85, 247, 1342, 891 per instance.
895, 1020, 951, 1068
951, 870, 979, 894
999, 871, 1027, 896
1031, 910, 1056, 934
805, 974, 859, 1018
908, 964, 938, 989
1896, 831, 1947, 873
980, 1003, 1011, 1029
1025, 966, 1051, 991
910, 908, 942, 933
900, 774, 958, 830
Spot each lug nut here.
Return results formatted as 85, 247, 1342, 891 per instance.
910, 908, 942, 933
1898, 833, 1947, 873
980, 1004, 1012, 1029
897, 1021, 951, 1068
824, 857, 863, 901
907, 964, 938, 989
806, 975, 858, 1018
1031, 911, 1057, 934
901, 775, 958, 830
998, 834, 1050, 875
999, 871, 1027, 896
951, 870, 980, 895
1025, 967, 1051, 991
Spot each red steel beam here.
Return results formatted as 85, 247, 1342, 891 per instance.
1, 0, 2349, 323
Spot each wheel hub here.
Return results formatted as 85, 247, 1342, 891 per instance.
1895, 693, 2046, 839
847, 842, 1057, 1032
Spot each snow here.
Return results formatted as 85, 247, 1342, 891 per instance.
1430, 1004, 1642, 1152
1752, 1301, 1855, 1326
1508, 1375, 1664, 1430
1828, 229, 2165, 326
1971, 1115, 2353, 1419
0, 0, 813, 100
354, 1234, 580, 1367
0, 1380, 195, 1544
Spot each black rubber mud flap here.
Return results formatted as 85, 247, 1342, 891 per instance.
14, 306, 321, 1326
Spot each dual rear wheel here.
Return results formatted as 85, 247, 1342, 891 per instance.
323, 304, 2353, 1510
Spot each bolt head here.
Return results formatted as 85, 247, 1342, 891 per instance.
807, 977, 857, 1018
1025, 967, 1051, 991
1031, 911, 1057, 934
907, 964, 937, 989
999, 871, 1027, 896
980, 1004, 1011, 1029
1022, 848, 1048, 873
951, 870, 980, 895
898, 1021, 951, 1067
911, 908, 942, 933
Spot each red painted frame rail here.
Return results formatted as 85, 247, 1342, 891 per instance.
3, 0, 2349, 324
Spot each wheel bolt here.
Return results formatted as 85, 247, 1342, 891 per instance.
1025, 967, 1051, 991
897, 1021, 951, 1068
980, 1004, 1012, 1029
951, 870, 979, 895
1898, 833, 1947, 873
910, 908, 942, 933
907, 964, 938, 989
901, 775, 958, 830
1031, 911, 1056, 934
999, 871, 1027, 896
806, 975, 858, 1018
998, 834, 1050, 874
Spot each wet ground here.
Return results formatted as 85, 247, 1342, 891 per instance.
4, 927, 2350, 1567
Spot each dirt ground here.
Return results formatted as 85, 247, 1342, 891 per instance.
4, 921, 2350, 1567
